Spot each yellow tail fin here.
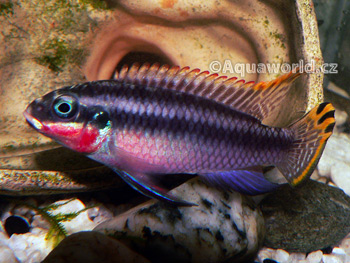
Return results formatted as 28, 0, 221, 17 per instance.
278, 102, 335, 186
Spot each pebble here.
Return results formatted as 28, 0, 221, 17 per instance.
310, 170, 320, 181
0, 245, 19, 263
42, 231, 150, 263
31, 215, 50, 230
317, 176, 328, 184
95, 178, 264, 263
332, 247, 346, 262
339, 236, 350, 254
49, 199, 98, 234
255, 247, 350, 263
289, 252, 306, 262
318, 133, 350, 196
27, 250, 42, 263
257, 247, 275, 262
330, 162, 350, 196
322, 254, 343, 263
334, 109, 348, 128
87, 204, 114, 225
0, 231, 9, 246
260, 180, 350, 252
274, 249, 289, 263
6, 232, 51, 263
339, 238, 350, 263
306, 250, 323, 263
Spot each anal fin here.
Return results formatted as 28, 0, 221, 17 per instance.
200, 169, 280, 195
112, 168, 196, 206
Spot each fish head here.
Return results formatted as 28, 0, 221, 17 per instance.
24, 87, 112, 154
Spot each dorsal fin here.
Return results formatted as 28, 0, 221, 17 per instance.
114, 63, 303, 121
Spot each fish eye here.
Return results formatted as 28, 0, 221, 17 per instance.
52, 95, 78, 119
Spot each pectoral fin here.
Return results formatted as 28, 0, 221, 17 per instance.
200, 169, 280, 195
112, 168, 196, 206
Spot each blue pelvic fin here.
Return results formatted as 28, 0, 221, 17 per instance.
112, 168, 197, 206
200, 169, 280, 195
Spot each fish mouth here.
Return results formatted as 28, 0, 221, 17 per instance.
23, 109, 43, 131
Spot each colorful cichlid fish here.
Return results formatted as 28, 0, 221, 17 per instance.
24, 64, 335, 206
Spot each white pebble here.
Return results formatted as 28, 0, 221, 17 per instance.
7, 232, 52, 263
31, 215, 50, 229
30, 227, 48, 236
8, 234, 28, 251
332, 247, 346, 255
322, 254, 343, 263
331, 162, 350, 196
289, 252, 306, 262
87, 205, 114, 225
0, 245, 19, 263
274, 249, 289, 263
257, 247, 275, 261
317, 158, 333, 178
0, 231, 9, 246
13, 206, 34, 218
331, 247, 346, 262
317, 134, 350, 178
317, 177, 328, 184
50, 199, 97, 234
27, 250, 42, 263
339, 238, 350, 254
334, 109, 348, 127
306, 250, 323, 263
310, 170, 320, 180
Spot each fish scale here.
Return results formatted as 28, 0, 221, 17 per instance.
77, 80, 294, 172
24, 64, 335, 205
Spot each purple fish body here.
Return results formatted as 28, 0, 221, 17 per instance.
24, 64, 335, 205
84, 81, 290, 172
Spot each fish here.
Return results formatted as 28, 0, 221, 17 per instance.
23, 63, 335, 206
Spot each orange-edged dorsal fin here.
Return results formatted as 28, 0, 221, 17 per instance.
115, 64, 303, 121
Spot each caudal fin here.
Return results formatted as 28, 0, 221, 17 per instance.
277, 102, 335, 186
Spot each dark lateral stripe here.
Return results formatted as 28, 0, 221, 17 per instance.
317, 110, 335, 125
113, 105, 293, 151
114, 107, 230, 142
74, 80, 290, 148
316, 102, 329, 115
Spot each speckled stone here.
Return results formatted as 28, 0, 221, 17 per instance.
42, 231, 149, 263
260, 180, 350, 252
95, 178, 265, 263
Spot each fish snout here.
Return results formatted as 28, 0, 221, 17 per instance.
23, 99, 46, 131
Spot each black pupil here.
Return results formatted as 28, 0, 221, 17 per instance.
58, 102, 71, 113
